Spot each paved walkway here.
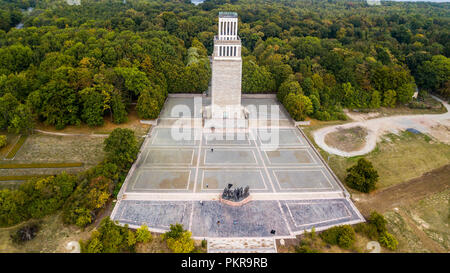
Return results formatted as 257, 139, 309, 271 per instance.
207, 238, 277, 253
313, 96, 450, 157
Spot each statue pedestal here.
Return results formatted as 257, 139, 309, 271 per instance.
219, 195, 252, 207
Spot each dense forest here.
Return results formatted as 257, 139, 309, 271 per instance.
0, 0, 449, 128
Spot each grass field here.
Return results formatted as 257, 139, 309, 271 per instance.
406, 189, 449, 250
0, 213, 94, 253
384, 189, 449, 253
304, 126, 450, 190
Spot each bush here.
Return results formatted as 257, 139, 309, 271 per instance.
0, 135, 6, 148
320, 225, 355, 249
0, 189, 28, 226
354, 222, 379, 240
295, 243, 319, 253
379, 231, 398, 250
201, 239, 207, 248
11, 222, 40, 244
345, 158, 379, 193
368, 211, 387, 234
162, 223, 195, 253
135, 224, 152, 243
80, 217, 133, 253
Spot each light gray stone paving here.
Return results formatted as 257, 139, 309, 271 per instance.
114, 200, 191, 230
113, 199, 362, 238
281, 199, 362, 233
111, 96, 365, 239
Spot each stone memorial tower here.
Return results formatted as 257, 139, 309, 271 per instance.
210, 12, 243, 119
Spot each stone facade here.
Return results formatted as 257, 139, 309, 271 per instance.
211, 12, 242, 119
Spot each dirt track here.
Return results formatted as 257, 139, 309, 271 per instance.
313, 96, 450, 157
353, 164, 450, 217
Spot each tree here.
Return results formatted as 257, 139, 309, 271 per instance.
114, 67, 150, 97
0, 93, 19, 130
369, 91, 381, 109
110, 92, 128, 124
8, 104, 34, 134
242, 59, 276, 93
103, 128, 138, 169
416, 55, 449, 97
0, 44, 33, 73
345, 158, 379, 193
38, 79, 80, 129
283, 93, 313, 121
79, 87, 104, 127
383, 89, 397, 108
137, 89, 159, 119
277, 80, 302, 102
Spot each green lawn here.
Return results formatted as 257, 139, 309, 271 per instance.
304, 127, 450, 190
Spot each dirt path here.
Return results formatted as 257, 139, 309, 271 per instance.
34, 129, 109, 137
396, 209, 446, 253
313, 96, 450, 157
353, 164, 450, 216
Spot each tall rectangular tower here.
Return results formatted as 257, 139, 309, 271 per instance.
211, 12, 242, 119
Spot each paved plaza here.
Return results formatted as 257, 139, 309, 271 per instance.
111, 96, 364, 239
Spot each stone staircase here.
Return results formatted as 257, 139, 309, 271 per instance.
207, 238, 277, 253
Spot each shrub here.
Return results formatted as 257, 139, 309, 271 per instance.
0, 135, 6, 148
354, 222, 379, 240
0, 189, 28, 226
379, 231, 398, 250
10, 222, 40, 244
201, 239, 207, 248
368, 211, 387, 234
135, 224, 152, 243
295, 243, 319, 253
320, 225, 355, 249
80, 217, 132, 253
345, 158, 379, 193
162, 223, 195, 253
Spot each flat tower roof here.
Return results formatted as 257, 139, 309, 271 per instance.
219, 11, 238, 18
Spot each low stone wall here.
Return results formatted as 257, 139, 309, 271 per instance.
140, 119, 158, 126
241, 94, 276, 99
294, 120, 311, 126
219, 195, 252, 207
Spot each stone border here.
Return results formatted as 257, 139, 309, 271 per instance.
219, 195, 252, 206
241, 94, 276, 99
